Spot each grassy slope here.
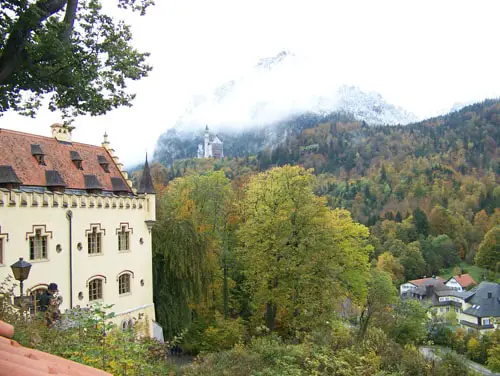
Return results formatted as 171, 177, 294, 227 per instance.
439, 262, 487, 283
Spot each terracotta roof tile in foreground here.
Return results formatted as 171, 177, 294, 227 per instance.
0, 320, 112, 376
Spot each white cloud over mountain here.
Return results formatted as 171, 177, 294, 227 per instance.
174, 51, 418, 131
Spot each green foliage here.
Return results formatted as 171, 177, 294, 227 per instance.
388, 300, 428, 345
144, 100, 500, 372
376, 252, 405, 285
359, 268, 397, 339
182, 312, 246, 354
238, 165, 371, 333
0, 0, 153, 118
4, 299, 171, 375
400, 242, 427, 280
152, 210, 211, 339
487, 344, 500, 371
439, 352, 469, 376
399, 345, 429, 376
183, 326, 467, 376
153, 171, 239, 339
475, 226, 500, 271
148, 100, 500, 287
439, 262, 486, 284
413, 208, 430, 237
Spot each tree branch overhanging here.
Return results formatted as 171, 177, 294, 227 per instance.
0, 0, 68, 85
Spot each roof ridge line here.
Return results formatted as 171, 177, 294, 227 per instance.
0, 128, 105, 149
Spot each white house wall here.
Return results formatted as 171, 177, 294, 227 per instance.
445, 278, 463, 292
0, 188, 156, 332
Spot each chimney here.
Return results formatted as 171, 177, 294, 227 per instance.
488, 292, 493, 299
51, 123, 73, 142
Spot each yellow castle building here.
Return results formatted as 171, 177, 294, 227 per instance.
0, 124, 159, 337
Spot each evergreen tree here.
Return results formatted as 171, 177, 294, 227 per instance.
412, 208, 429, 237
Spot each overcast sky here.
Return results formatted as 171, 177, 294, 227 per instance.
2, 0, 500, 167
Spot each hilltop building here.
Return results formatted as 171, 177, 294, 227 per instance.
0, 124, 159, 337
197, 125, 223, 159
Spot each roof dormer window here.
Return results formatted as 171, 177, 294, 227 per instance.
31, 144, 45, 166
84, 174, 103, 194
70, 151, 83, 170
0, 165, 22, 190
97, 155, 110, 173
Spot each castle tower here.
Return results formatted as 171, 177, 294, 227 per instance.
204, 125, 211, 158
50, 123, 73, 142
211, 134, 223, 159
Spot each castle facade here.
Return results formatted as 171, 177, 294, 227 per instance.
197, 125, 223, 159
0, 124, 159, 337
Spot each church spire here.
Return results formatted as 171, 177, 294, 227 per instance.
138, 153, 155, 194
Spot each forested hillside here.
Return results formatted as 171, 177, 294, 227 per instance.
137, 100, 500, 374
145, 100, 499, 272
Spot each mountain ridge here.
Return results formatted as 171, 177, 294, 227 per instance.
171, 51, 418, 133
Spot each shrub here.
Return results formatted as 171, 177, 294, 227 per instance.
182, 312, 246, 354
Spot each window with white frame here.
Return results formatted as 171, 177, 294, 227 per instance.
484, 318, 491, 326
88, 227, 102, 255
89, 279, 103, 301
118, 225, 130, 251
29, 229, 48, 260
119, 273, 131, 295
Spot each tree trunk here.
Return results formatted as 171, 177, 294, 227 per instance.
0, 0, 68, 85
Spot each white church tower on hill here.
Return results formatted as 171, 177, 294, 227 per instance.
198, 125, 223, 159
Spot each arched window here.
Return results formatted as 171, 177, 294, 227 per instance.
29, 285, 48, 314
118, 273, 132, 295
88, 278, 103, 301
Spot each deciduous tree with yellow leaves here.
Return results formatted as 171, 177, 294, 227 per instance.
237, 165, 372, 333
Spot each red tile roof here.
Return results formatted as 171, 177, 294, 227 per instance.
449, 273, 477, 288
0, 128, 131, 193
409, 276, 445, 286
0, 320, 112, 376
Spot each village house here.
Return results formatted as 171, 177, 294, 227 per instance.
399, 276, 447, 300
0, 124, 159, 337
432, 281, 500, 335
445, 273, 477, 292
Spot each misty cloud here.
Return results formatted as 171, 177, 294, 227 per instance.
173, 51, 417, 132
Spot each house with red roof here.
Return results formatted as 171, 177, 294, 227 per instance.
399, 276, 446, 299
445, 273, 477, 292
0, 124, 160, 338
